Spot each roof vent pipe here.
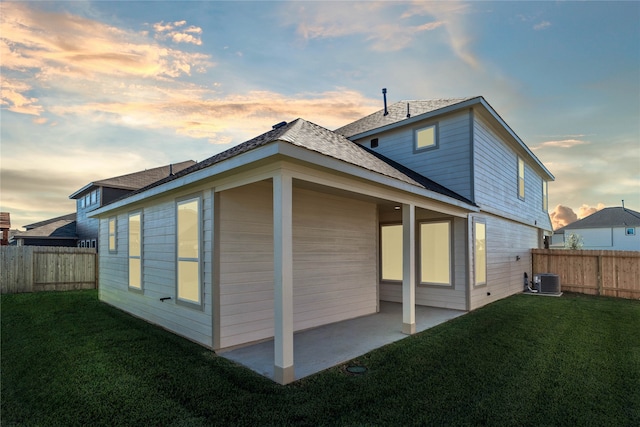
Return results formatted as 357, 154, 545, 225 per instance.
382, 88, 389, 116
169, 163, 174, 176
406, 102, 411, 118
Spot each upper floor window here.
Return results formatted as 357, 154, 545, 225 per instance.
414, 124, 438, 151
177, 197, 201, 306
542, 181, 548, 211
517, 157, 525, 200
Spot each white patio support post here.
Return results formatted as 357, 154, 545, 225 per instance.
402, 203, 416, 334
273, 172, 295, 384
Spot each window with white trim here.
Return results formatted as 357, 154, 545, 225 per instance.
177, 197, 201, 305
474, 221, 486, 286
518, 157, 525, 200
108, 217, 117, 252
128, 212, 142, 290
542, 181, 548, 211
381, 224, 402, 281
414, 124, 438, 151
419, 221, 451, 286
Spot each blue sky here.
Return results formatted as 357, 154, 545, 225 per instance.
2, 1, 639, 230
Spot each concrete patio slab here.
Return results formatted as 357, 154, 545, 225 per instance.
218, 301, 465, 382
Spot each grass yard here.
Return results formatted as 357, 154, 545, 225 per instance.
2, 290, 639, 426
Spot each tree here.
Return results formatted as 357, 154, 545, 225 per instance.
564, 233, 583, 250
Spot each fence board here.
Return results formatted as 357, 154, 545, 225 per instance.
532, 249, 640, 299
1, 246, 96, 294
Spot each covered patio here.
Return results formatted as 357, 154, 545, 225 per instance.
219, 301, 465, 382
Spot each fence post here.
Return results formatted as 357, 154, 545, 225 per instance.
597, 254, 603, 296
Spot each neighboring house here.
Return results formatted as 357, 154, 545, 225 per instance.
90, 96, 554, 384
0, 212, 10, 245
69, 161, 196, 249
13, 213, 78, 247
552, 207, 640, 250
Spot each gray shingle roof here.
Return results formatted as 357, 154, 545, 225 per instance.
93, 160, 196, 191
557, 207, 640, 232
335, 97, 478, 138
70, 161, 196, 199
118, 118, 474, 206
15, 219, 77, 238
24, 213, 76, 230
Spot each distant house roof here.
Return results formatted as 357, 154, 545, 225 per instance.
335, 97, 477, 138
14, 218, 77, 240
23, 213, 76, 230
0, 212, 10, 229
110, 118, 475, 208
69, 160, 196, 199
556, 207, 640, 233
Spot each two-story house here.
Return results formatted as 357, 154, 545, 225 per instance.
69, 161, 196, 249
90, 96, 554, 384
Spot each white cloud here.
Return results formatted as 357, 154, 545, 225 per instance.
534, 21, 551, 31
153, 20, 203, 45
283, 1, 446, 52
0, 77, 43, 115
50, 88, 380, 143
535, 138, 588, 149
1, 2, 212, 85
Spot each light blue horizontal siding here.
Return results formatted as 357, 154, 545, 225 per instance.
98, 189, 213, 348
354, 110, 473, 201
469, 214, 539, 310
473, 113, 552, 230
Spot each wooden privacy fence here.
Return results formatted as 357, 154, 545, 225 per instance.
0, 246, 97, 294
532, 249, 640, 299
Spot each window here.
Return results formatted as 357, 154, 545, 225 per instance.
415, 124, 437, 151
474, 221, 486, 286
80, 198, 85, 209
542, 181, 548, 211
626, 228, 636, 236
419, 221, 451, 286
518, 157, 525, 200
128, 212, 142, 290
177, 197, 201, 305
108, 217, 117, 252
381, 224, 402, 281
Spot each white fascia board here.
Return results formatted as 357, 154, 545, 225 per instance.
89, 144, 281, 217
277, 143, 478, 213
69, 182, 95, 199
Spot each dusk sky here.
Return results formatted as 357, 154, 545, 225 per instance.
1, 1, 639, 230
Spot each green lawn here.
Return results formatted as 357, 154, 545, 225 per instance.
2, 290, 639, 426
